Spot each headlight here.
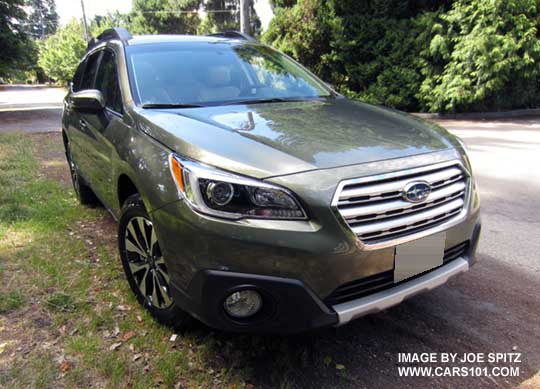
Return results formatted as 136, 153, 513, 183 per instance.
168, 155, 307, 220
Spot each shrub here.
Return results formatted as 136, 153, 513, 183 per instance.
37, 19, 86, 85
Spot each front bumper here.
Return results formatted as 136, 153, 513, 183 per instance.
150, 152, 481, 333
333, 257, 469, 326
165, 221, 481, 334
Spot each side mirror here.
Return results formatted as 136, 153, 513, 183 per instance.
71, 89, 105, 112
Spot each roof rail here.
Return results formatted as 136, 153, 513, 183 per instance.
87, 27, 133, 51
207, 30, 258, 42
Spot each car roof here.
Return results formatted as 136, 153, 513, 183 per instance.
127, 35, 250, 46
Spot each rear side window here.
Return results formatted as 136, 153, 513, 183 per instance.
95, 50, 123, 114
80, 51, 101, 90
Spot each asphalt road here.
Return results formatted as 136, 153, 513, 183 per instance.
1, 86, 538, 387
0, 85, 63, 133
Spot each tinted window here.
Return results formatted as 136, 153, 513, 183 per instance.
72, 62, 85, 92
125, 43, 331, 106
95, 50, 123, 113
80, 51, 101, 90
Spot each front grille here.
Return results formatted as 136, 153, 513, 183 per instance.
325, 241, 470, 305
443, 241, 469, 264
333, 162, 469, 246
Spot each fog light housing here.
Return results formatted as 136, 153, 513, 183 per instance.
223, 289, 262, 318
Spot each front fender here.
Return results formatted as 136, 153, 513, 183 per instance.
111, 124, 180, 216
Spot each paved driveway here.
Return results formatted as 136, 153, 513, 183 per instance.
0, 85, 63, 133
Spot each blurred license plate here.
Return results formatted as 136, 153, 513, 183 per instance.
394, 232, 445, 282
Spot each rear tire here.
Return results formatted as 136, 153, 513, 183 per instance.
65, 143, 98, 205
118, 194, 192, 329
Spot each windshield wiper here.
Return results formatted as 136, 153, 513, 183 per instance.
141, 103, 204, 109
221, 97, 311, 106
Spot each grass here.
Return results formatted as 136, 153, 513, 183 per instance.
0, 291, 25, 314
0, 133, 253, 388
0, 132, 353, 389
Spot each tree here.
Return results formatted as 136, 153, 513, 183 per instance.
199, 0, 237, 33
198, 0, 261, 35
38, 19, 87, 84
129, 0, 201, 34
268, 0, 296, 9
263, 0, 452, 111
90, 11, 132, 36
24, 0, 59, 40
262, 0, 335, 78
0, 0, 34, 79
419, 0, 540, 113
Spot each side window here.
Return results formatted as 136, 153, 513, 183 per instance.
72, 62, 85, 92
80, 51, 101, 90
95, 50, 123, 114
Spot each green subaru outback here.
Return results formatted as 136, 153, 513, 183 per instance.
62, 28, 481, 333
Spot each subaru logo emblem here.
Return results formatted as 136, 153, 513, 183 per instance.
403, 181, 431, 203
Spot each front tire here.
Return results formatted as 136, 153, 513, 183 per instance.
118, 194, 191, 328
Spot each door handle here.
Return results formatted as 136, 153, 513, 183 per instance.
79, 119, 88, 129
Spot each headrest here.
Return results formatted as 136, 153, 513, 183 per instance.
206, 66, 231, 87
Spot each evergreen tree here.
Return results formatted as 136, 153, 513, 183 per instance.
129, 0, 202, 34
419, 0, 540, 112
0, 0, 34, 79
25, 0, 59, 39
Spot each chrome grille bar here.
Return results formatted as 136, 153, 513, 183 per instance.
351, 198, 464, 235
341, 181, 466, 220
332, 161, 470, 249
339, 167, 462, 201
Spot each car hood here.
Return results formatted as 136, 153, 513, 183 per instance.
136, 98, 455, 178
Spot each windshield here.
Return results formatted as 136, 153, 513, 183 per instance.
125, 42, 331, 106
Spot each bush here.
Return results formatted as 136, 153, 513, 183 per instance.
419, 0, 540, 113
264, 0, 540, 113
38, 19, 86, 85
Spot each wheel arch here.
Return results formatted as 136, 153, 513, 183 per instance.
117, 173, 140, 209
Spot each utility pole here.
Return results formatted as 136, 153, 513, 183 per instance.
240, 0, 250, 34
80, 0, 90, 41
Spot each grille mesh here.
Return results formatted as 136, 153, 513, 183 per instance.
335, 163, 469, 245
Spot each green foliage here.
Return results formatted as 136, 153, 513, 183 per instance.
420, 0, 540, 112
263, 0, 449, 111
269, 0, 297, 9
198, 0, 238, 33
198, 0, 261, 35
0, 0, 35, 79
129, 0, 201, 34
263, 0, 336, 78
264, 0, 540, 113
90, 11, 132, 36
38, 20, 86, 85
24, 0, 59, 39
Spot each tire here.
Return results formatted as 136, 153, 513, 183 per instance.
65, 143, 98, 205
118, 194, 192, 329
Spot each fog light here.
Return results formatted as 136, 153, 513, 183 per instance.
224, 290, 262, 318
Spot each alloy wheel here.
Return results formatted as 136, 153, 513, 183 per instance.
124, 216, 173, 309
